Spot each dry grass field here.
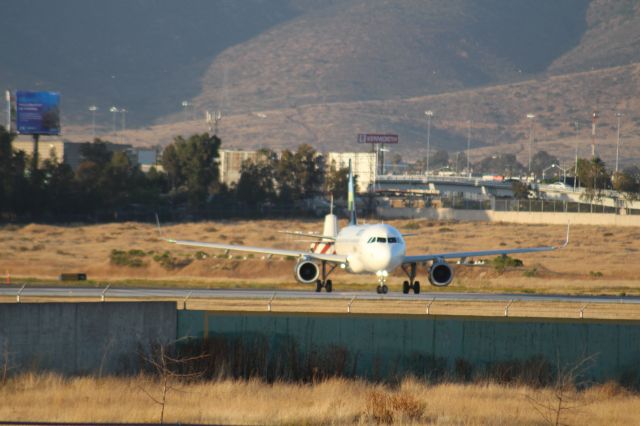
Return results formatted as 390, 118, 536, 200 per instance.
0, 219, 638, 296
1, 373, 639, 425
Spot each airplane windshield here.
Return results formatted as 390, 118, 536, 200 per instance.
388, 237, 397, 243
376, 237, 387, 243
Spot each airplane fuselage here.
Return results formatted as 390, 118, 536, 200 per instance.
334, 223, 406, 274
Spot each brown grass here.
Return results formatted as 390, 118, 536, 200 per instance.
0, 220, 638, 297
0, 373, 639, 424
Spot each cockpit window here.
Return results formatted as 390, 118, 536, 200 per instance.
367, 237, 375, 243
376, 237, 387, 243
388, 237, 397, 243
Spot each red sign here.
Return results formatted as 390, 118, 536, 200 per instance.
357, 133, 399, 144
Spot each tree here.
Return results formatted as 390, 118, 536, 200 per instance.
325, 162, 350, 199
475, 154, 524, 176
576, 157, 609, 201
235, 151, 277, 208
612, 166, 640, 202
531, 150, 559, 180
161, 133, 221, 208
511, 180, 530, 199
430, 150, 449, 170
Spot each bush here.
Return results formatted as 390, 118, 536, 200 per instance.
365, 390, 425, 424
153, 251, 193, 270
110, 249, 147, 268
491, 255, 523, 272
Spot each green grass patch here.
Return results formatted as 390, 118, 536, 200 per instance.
153, 251, 193, 270
491, 255, 523, 273
110, 249, 147, 268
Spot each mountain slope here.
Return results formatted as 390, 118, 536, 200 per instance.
194, 0, 589, 115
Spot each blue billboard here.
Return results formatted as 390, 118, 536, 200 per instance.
16, 90, 61, 135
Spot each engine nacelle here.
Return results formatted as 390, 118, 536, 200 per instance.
294, 260, 320, 284
428, 261, 454, 287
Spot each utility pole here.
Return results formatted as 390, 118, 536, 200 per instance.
88, 105, 98, 140
425, 110, 433, 179
591, 110, 598, 158
5, 90, 11, 131
466, 120, 471, 177
120, 108, 127, 143
573, 121, 579, 191
526, 113, 536, 178
615, 112, 623, 173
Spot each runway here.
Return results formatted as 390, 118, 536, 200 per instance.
1, 285, 639, 305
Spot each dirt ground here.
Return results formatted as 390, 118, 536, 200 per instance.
0, 219, 638, 295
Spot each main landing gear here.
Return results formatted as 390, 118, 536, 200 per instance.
401, 263, 421, 295
315, 261, 337, 293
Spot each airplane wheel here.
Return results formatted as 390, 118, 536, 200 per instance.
414, 281, 420, 294
402, 281, 410, 294
325, 280, 333, 293
315, 280, 322, 292
381, 285, 389, 294
376, 286, 381, 294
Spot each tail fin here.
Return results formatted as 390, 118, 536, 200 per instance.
348, 159, 357, 225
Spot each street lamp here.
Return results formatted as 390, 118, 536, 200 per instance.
526, 113, 536, 177
120, 108, 127, 143
109, 106, 119, 135
615, 112, 623, 173
573, 121, 580, 191
88, 105, 98, 140
425, 110, 433, 179
466, 120, 471, 177
181, 100, 191, 120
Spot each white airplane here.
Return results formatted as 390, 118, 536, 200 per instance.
163, 161, 569, 294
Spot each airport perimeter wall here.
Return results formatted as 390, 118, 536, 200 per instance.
179, 311, 640, 384
0, 302, 176, 375
378, 207, 640, 226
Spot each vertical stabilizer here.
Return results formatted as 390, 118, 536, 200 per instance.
348, 159, 357, 225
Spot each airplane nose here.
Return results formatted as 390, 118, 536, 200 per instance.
369, 246, 392, 270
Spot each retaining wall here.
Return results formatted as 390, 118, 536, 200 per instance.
179, 311, 640, 384
378, 207, 640, 226
0, 302, 176, 375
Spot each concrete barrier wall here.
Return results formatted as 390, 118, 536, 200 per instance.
0, 302, 176, 375
179, 311, 640, 383
378, 207, 640, 227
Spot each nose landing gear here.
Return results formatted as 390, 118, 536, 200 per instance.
376, 270, 389, 294
401, 263, 421, 295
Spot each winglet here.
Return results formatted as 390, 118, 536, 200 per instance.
555, 222, 570, 249
561, 222, 570, 248
155, 213, 175, 243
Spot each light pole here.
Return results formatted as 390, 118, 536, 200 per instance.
181, 100, 191, 121
88, 105, 98, 140
425, 110, 433, 179
573, 121, 580, 191
466, 119, 471, 177
120, 108, 127, 143
615, 112, 623, 173
526, 113, 536, 178
109, 106, 119, 136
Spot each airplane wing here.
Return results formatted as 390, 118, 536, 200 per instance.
404, 224, 570, 264
166, 238, 348, 264
278, 231, 336, 240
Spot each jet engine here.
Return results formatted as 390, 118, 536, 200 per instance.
294, 260, 320, 284
428, 260, 454, 287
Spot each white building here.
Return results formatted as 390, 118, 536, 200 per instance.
326, 152, 377, 192
219, 149, 259, 186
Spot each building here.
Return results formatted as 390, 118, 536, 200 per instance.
219, 149, 259, 186
12, 139, 84, 169
326, 152, 377, 192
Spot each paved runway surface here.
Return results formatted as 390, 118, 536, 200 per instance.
1, 285, 639, 305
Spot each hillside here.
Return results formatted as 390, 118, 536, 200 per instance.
63, 62, 640, 169
193, 0, 589, 115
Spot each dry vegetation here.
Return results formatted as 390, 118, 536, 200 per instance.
0, 373, 638, 425
0, 219, 639, 297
